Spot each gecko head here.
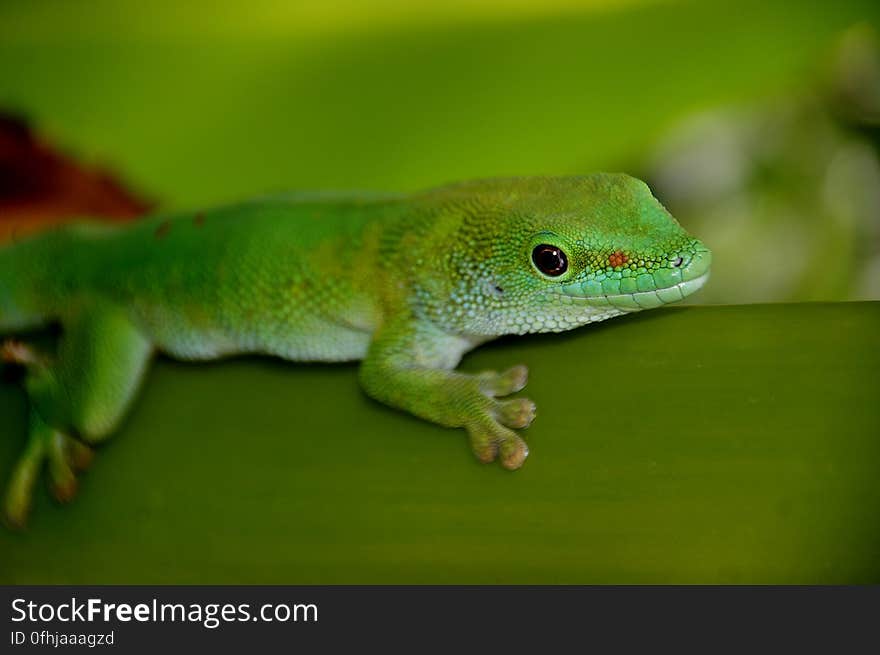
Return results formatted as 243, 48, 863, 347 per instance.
426, 174, 711, 335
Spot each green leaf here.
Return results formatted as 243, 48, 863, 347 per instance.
2, 302, 878, 583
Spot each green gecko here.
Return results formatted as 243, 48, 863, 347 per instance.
0, 174, 710, 527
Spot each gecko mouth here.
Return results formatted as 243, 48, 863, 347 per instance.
556, 247, 712, 310
563, 271, 710, 310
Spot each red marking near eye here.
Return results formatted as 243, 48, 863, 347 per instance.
608, 250, 628, 267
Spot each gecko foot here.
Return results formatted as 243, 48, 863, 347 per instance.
467, 364, 534, 470
3, 412, 93, 529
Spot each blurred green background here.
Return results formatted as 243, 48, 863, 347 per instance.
0, 0, 878, 583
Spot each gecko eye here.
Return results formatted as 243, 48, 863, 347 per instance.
532, 244, 568, 277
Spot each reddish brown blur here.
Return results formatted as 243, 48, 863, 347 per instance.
0, 112, 152, 243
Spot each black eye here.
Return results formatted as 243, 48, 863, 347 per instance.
532, 244, 568, 276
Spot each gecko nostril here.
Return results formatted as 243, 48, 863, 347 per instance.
671, 256, 684, 268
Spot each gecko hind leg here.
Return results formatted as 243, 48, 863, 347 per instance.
2, 306, 152, 528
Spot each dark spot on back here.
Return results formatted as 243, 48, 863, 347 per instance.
193, 212, 206, 227
154, 220, 171, 239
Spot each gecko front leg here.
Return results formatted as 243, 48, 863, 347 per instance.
2, 303, 152, 527
358, 319, 535, 469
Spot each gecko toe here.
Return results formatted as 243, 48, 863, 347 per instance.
478, 364, 529, 397
494, 397, 536, 429
498, 365, 528, 395
466, 418, 530, 470
2, 439, 45, 530
48, 433, 92, 503
499, 435, 529, 470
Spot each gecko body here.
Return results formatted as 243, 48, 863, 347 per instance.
0, 175, 710, 526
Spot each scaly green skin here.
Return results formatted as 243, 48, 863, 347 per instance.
0, 174, 710, 526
